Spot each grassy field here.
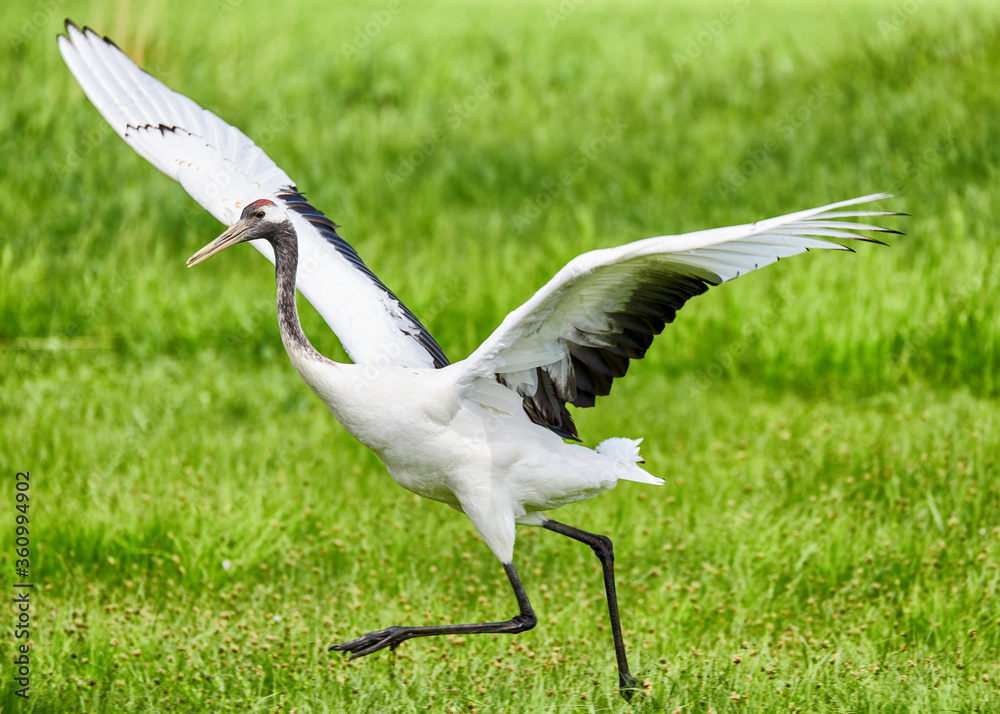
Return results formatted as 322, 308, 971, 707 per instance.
2, 0, 1000, 711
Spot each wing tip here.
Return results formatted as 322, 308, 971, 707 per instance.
57, 18, 78, 48
60, 18, 122, 52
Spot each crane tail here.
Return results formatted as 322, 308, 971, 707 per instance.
597, 437, 664, 485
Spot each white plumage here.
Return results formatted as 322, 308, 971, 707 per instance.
59, 21, 900, 700
596, 437, 645, 465
58, 21, 447, 369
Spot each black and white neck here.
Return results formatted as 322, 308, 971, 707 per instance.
187, 198, 338, 371
268, 220, 329, 366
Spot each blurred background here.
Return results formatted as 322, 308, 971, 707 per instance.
2, 0, 998, 711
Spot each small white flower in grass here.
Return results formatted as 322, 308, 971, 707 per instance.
222, 559, 232, 571
273, 615, 282, 623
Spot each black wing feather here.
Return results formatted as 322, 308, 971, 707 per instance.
517, 268, 714, 438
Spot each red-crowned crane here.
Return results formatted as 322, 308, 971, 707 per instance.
59, 21, 900, 700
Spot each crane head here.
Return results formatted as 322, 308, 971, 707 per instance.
187, 199, 288, 267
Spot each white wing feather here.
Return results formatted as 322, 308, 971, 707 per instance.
58, 23, 290, 225
58, 22, 447, 369
456, 194, 897, 428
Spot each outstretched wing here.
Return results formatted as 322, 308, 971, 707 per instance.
57, 21, 448, 369
456, 194, 900, 439
58, 21, 288, 226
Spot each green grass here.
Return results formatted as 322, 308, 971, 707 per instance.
2, 0, 1000, 711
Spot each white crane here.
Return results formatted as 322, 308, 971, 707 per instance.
59, 21, 900, 700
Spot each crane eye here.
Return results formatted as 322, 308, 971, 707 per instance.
254, 210, 265, 219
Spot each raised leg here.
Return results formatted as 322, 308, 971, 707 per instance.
330, 561, 536, 658
542, 519, 641, 701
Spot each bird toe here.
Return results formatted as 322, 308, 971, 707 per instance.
329, 626, 409, 658
619, 673, 645, 701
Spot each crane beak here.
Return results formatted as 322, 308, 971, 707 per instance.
187, 223, 249, 267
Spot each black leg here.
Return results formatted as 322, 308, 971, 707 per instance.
330, 561, 536, 658
542, 519, 641, 701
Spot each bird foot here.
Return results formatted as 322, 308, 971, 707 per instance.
329, 626, 411, 659
619, 673, 645, 701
